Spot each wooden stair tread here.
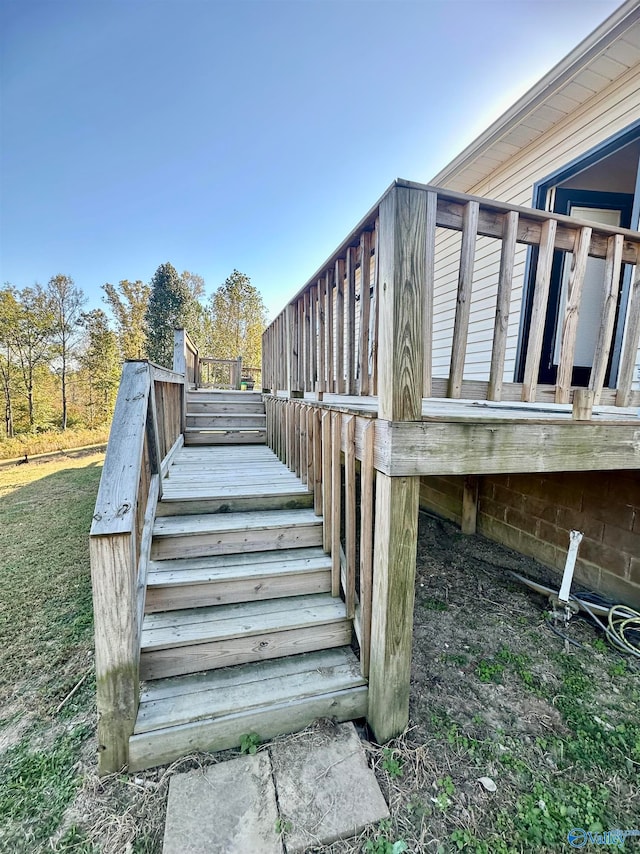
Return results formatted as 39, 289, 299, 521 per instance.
140, 593, 347, 650
134, 647, 365, 734
184, 426, 266, 433
128, 650, 367, 770
147, 547, 331, 586
152, 508, 321, 537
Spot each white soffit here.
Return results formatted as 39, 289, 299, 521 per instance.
431, 0, 640, 193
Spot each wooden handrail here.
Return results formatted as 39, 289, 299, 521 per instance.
90, 359, 185, 774
262, 180, 640, 413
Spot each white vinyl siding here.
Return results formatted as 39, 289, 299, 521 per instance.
431, 64, 640, 390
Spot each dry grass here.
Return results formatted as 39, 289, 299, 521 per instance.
2, 458, 640, 853
0, 427, 110, 460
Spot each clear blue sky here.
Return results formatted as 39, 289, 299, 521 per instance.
0, 0, 621, 322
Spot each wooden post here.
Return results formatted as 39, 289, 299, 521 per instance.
173, 329, 187, 434
572, 388, 595, 421
286, 303, 299, 394
461, 475, 479, 534
90, 533, 138, 773
368, 184, 426, 744
90, 361, 151, 773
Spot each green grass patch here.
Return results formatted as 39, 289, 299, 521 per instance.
0, 453, 103, 850
0, 724, 91, 851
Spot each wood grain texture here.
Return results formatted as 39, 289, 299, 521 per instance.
129, 683, 367, 772
488, 210, 519, 401
345, 247, 356, 395
589, 234, 623, 404
90, 532, 138, 773
374, 419, 640, 476
322, 411, 332, 554
555, 226, 592, 404
134, 647, 365, 733
377, 185, 426, 421
461, 475, 479, 535
359, 421, 375, 678
448, 200, 479, 399
616, 271, 640, 406
317, 276, 326, 393
358, 230, 372, 396
331, 412, 342, 597
368, 472, 419, 743
91, 362, 150, 536
422, 191, 437, 398
521, 218, 558, 402
344, 415, 357, 619
313, 408, 322, 515
335, 258, 345, 394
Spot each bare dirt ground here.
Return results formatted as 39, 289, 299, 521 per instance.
55, 509, 639, 854
3, 461, 639, 853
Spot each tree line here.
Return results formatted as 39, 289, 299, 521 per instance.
0, 264, 267, 439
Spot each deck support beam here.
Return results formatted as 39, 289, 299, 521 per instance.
368, 184, 426, 743
368, 472, 420, 743
91, 532, 139, 774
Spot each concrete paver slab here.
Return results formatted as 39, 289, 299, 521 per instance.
270, 722, 389, 853
162, 752, 282, 854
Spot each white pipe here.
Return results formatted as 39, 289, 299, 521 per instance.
558, 530, 584, 604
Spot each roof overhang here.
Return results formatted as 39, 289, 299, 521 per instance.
430, 0, 640, 193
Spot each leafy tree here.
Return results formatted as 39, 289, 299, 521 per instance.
1, 285, 54, 428
102, 279, 150, 360
79, 309, 121, 426
209, 270, 266, 370
144, 263, 193, 368
180, 270, 210, 348
47, 274, 86, 430
0, 289, 19, 436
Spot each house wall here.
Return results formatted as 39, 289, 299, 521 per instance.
419, 471, 640, 608
432, 64, 640, 387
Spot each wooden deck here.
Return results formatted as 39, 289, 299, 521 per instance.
158, 444, 315, 515
278, 392, 640, 423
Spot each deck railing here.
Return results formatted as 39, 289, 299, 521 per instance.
262, 179, 640, 416
265, 397, 376, 677
90, 359, 185, 773
262, 180, 640, 745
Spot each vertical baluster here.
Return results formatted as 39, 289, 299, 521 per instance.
317, 276, 326, 395
330, 411, 342, 597
521, 218, 558, 402
448, 200, 479, 399
555, 226, 592, 404
303, 290, 311, 393
345, 247, 356, 395
313, 408, 322, 515
616, 268, 640, 406
310, 284, 318, 392
423, 191, 438, 399
358, 230, 372, 396
359, 420, 375, 678
335, 258, 345, 393
325, 269, 334, 394
488, 210, 519, 401
370, 218, 380, 396
344, 415, 356, 618
590, 234, 624, 403
321, 411, 332, 554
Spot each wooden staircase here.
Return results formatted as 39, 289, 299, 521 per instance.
184, 389, 267, 445
128, 435, 367, 771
